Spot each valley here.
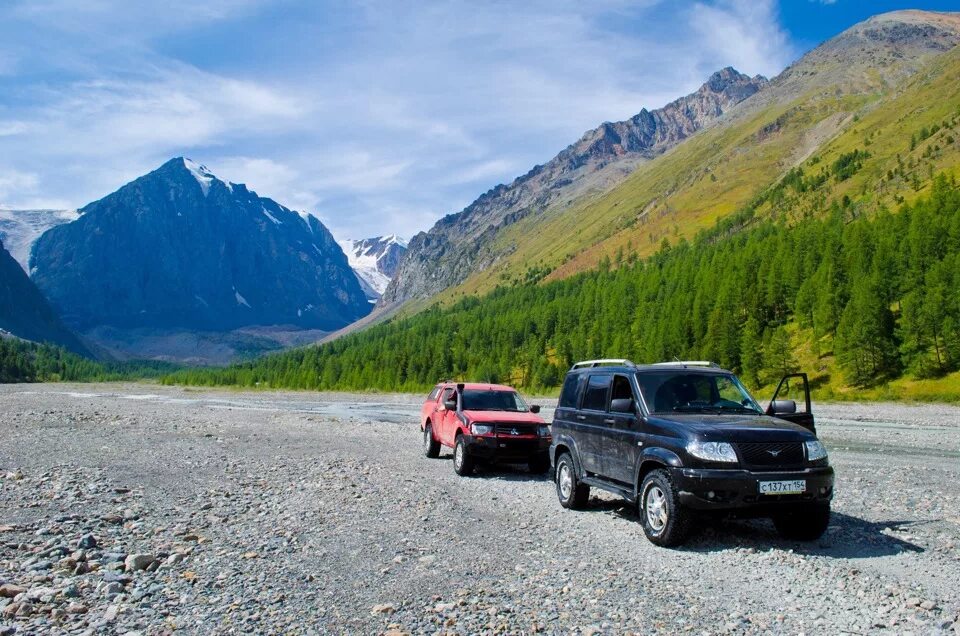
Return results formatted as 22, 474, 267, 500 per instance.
1, 384, 958, 634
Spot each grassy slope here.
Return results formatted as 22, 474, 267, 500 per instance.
441, 48, 960, 304
412, 48, 960, 401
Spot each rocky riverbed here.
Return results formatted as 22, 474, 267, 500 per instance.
1, 384, 958, 635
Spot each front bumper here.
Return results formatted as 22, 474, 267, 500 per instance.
463, 434, 551, 462
672, 465, 834, 511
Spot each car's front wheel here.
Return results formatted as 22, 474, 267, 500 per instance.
639, 469, 692, 547
773, 504, 830, 540
453, 435, 475, 476
555, 453, 589, 509
423, 423, 440, 458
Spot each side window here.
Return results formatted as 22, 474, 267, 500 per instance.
558, 374, 586, 409
610, 374, 635, 406
428, 386, 441, 401
581, 375, 612, 411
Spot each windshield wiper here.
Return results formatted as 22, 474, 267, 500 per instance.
714, 405, 761, 414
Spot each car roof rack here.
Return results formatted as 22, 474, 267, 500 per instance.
571, 359, 637, 369
651, 360, 721, 369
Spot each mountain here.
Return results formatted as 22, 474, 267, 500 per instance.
173, 11, 960, 398
415, 10, 960, 298
0, 238, 90, 356
337, 235, 408, 301
379, 67, 767, 307
31, 158, 371, 340
0, 209, 80, 273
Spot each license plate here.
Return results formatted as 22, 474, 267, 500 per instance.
759, 480, 806, 495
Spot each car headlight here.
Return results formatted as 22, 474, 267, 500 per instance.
686, 440, 738, 463
538, 425, 551, 437
471, 423, 493, 436
805, 440, 828, 462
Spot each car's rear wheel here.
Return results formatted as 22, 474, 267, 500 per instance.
453, 435, 475, 476
555, 453, 589, 509
773, 504, 830, 540
528, 453, 550, 475
639, 469, 692, 547
423, 423, 440, 458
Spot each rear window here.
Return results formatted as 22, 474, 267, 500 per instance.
558, 374, 585, 408
581, 375, 612, 411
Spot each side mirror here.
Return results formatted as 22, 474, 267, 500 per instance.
443, 399, 457, 411
529, 405, 541, 414
770, 399, 797, 415
610, 398, 634, 414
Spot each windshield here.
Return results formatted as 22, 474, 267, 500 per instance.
636, 372, 762, 415
461, 389, 529, 412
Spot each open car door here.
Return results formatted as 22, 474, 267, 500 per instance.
766, 373, 815, 434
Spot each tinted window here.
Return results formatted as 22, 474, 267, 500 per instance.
581, 375, 612, 411
461, 390, 528, 412
558, 374, 585, 408
611, 374, 635, 408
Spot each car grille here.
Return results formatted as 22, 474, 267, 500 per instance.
736, 442, 804, 468
494, 423, 537, 437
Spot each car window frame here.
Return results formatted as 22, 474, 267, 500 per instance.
580, 373, 613, 413
608, 373, 639, 416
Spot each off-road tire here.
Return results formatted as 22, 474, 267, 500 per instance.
639, 469, 692, 547
773, 504, 831, 541
423, 423, 440, 458
453, 435, 475, 476
555, 452, 589, 509
528, 453, 551, 475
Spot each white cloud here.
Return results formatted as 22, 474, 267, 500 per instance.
0, 0, 798, 239
689, 0, 795, 79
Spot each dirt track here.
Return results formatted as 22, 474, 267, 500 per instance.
1, 384, 959, 634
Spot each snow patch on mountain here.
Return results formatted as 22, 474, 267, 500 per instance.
0, 209, 80, 272
183, 158, 214, 196
337, 235, 408, 301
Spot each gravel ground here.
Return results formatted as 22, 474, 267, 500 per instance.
1, 383, 959, 635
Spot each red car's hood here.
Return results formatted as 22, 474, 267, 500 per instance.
462, 410, 544, 424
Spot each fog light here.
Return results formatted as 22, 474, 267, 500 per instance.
707, 491, 715, 499
819, 487, 827, 494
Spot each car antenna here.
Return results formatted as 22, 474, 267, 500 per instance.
673, 356, 685, 368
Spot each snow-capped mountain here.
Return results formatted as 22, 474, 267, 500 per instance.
336, 235, 408, 301
0, 209, 80, 273
31, 157, 371, 336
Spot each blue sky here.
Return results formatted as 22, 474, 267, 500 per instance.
0, 0, 956, 240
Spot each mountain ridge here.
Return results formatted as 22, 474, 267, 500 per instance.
0, 238, 90, 356
31, 158, 371, 350
379, 67, 767, 307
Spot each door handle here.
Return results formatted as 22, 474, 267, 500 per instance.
603, 419, 615, 424
576, 415, 586, 421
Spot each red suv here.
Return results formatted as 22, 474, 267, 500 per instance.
421, 382, 551, 476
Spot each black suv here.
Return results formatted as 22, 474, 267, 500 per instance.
550, 359, 834, 546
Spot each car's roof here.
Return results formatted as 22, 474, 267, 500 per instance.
566, 364, 733, 376
436, 382, 518, 391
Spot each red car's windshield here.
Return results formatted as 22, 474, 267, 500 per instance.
461, 389, 528, 412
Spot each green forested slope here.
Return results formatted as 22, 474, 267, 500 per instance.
0, 338, 178, 383
164, 176, 960, 399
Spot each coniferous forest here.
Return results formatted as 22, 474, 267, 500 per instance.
0, 338, 177, 383
162, 174, 960, 396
